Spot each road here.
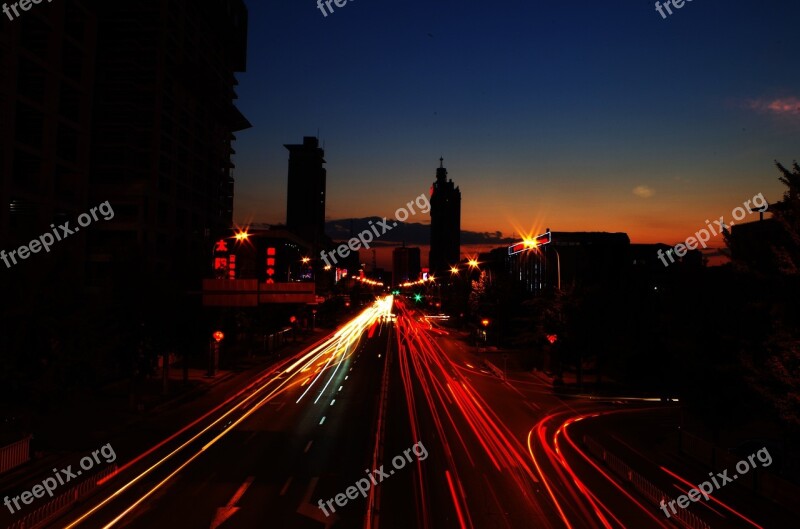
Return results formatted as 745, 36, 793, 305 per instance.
49, 295, 790, 529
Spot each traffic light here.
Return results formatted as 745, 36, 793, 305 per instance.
413, 293, 422, 302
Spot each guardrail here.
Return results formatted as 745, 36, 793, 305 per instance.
0, 436, 32, 474
6, 464, 117, 529
583, 435, 710, 529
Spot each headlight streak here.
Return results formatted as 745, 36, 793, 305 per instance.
363, 295, 398, 529
62, 300, 391, 529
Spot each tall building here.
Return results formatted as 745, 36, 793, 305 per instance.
0, 0, 250, 392
285, 136, 326, 251
87, 0, 250, 287
429, 158, 461, 275
0, 0, 97, 288
393, 246, 421, 284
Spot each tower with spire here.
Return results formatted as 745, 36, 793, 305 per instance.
429, 157, 461, 275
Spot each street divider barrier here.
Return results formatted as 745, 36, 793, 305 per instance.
7, 464, 117, 529
583, 436, 710, 529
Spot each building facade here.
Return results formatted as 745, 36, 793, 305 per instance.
87, 0, 250, 289
393, 246, 421, 285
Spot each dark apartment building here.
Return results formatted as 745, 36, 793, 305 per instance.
393, 245, 421, 284
285, 136, 327, 252
87, 0, 250, 289
0, 0, 250, 390
429, 158, 461, 275
0, 1, 97, 290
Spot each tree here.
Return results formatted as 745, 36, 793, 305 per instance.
728, 161, 800, 428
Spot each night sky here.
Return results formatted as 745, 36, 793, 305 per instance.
233, 0, 800, 248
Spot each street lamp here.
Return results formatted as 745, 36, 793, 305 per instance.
551, 246, 561, 291
468, 259, 479, 269
450, 266, 459, 275
208, 330, 224, 377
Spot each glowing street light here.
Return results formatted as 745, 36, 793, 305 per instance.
481, 319, 490, 327
208, 330, 224, 377
468, 259, 479, 269
301, 257, 310, 264
450, 266, 459, 275
234, 230, 249, 242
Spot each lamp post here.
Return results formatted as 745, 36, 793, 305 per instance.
546, 246, 561, 291
481, 318, 489, 349
208, 330, 224, 377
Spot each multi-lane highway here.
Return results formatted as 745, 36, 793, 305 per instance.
51, 295, 786, 529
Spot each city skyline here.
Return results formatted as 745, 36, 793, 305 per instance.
2, 2, 799, 529
232, 0, 800, 246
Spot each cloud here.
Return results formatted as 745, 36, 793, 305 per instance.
633, 185, 655, 199
747, 97, 800, 116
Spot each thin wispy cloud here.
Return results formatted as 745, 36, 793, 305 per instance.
633, 185, 655, 199
746, 97, 800, 116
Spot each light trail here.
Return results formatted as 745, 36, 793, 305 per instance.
63, 298, 392, 529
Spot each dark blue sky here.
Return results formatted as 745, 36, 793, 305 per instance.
234, 0, 800, 245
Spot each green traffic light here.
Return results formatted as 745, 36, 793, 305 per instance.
414, 293, 422, 302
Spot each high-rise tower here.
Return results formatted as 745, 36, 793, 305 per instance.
285, 136, 327, 249
429, 158, 461, 275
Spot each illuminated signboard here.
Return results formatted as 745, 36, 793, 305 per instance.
508, 231, 552, 256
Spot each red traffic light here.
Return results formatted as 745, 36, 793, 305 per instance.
213, 331, 225, 342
